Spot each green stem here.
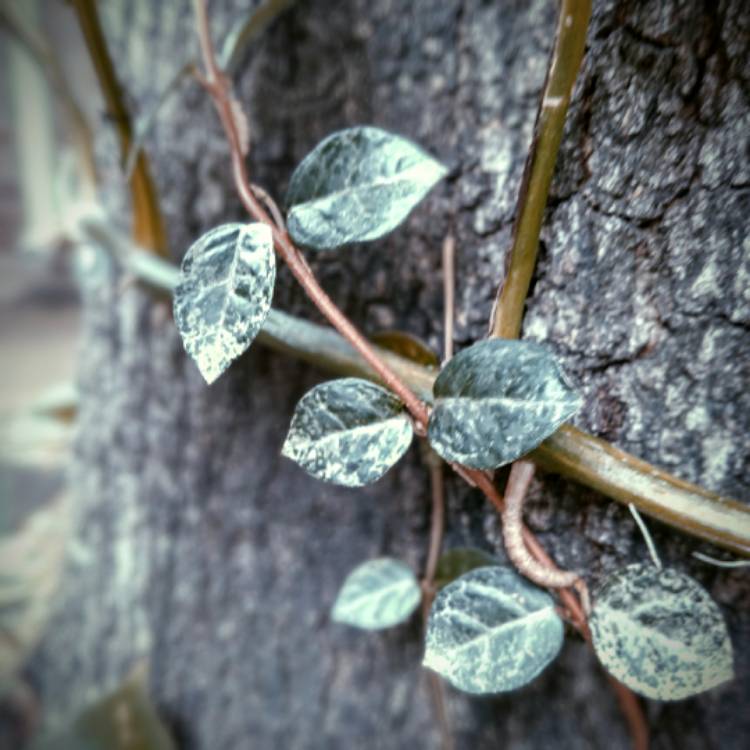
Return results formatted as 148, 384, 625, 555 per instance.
489, 0, 591, 339
111, 245, 750, 558
69, 0, 168, 257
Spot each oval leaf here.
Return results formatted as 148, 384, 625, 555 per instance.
332, 558, 421, 630
590, 563, 734, 700
281, 378, 413, 486
173, 223, 275, 384
427, 339, 582, 469
286, 126, 448, 250
423, 566, 564, 694
434, 547, 499, 589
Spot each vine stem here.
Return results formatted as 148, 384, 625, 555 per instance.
489, 0, 592, 339
192, 0, 429, 428
192, 0, 588, 604
421, 452, 453, 750
484, 0, 648, 745
191, 5, 647, 745
503, 461, 582, 590
69, 0, 168, 257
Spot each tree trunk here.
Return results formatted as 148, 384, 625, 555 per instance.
25, 0, 750, 747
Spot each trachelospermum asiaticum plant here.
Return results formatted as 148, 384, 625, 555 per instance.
173, 125, 734, 699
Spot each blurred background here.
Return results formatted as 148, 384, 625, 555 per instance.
1, 0, 749, 748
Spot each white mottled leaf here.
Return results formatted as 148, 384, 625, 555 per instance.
173, 223, 275, 384
427, 339, 581, 469
332, 558, 421, 630
286, 126, 447, 250
423, 566, 563, 694
590, 563, 734, 700
281, 378, 413, 487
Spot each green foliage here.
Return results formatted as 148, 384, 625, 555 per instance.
590, 563, 734, 700
173, 223, 275, 384
332, 558, 421, 630
281, 378, 413, 486
285, 126, 447, 250
423, 566, 564, 694
427, 339, 582, 468
169, 122, 737, 707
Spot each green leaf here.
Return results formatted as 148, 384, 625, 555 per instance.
423, 566, 563, 694
427, 339, 582, 469
173, 223, 275, 384
331, 558, 421, 630
590, 563, 734, 700
434, 547, 499, 589
281, 378, 413, 486
285, 126, 447, 250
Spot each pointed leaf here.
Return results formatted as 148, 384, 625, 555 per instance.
434, 547, 499, 589
332, 558, 421, 630
423, 566, 564, 694
590, 563, 734, 700
286, 126, 447, 250
173, 223, 275, 383
282, 378, 413, 486
427, 339, 582, 469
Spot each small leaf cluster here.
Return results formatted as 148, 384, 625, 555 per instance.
173, 126, 446, 383
173, 125, 735, 705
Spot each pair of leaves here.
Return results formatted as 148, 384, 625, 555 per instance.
329, 549, 500, 633
282, 340, 581, 487
333, 558, 564, 696
175, 127, 446, 382
590, 563, 734, 700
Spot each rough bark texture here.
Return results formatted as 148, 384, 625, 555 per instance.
17, 0, 750, 748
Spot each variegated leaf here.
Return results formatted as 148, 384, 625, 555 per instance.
281, 378, 413, 487
427, 339, 581, 469
590, 563, 734, 700
173, 223, 275, 384
423, 566, 563, 694
286, 126, 447, 250
332, 558, 421, 630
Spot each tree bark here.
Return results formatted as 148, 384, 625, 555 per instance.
23, 0, 750, 747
